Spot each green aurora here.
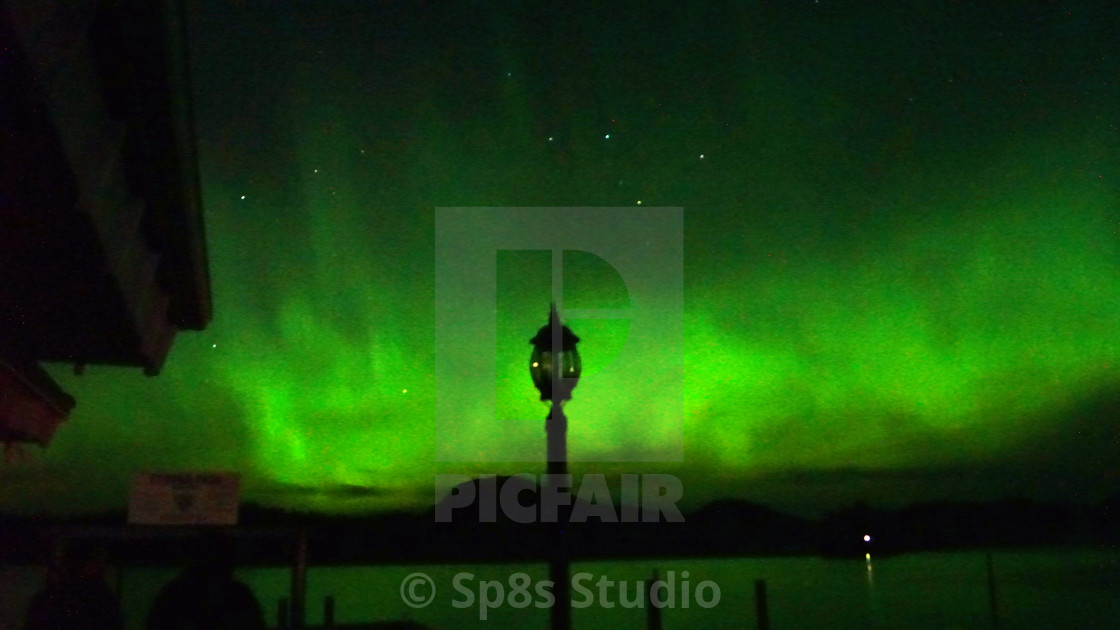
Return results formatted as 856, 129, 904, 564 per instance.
3, 1, 1118, 516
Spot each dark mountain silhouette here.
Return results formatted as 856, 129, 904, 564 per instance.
430, 475, 672, 524
686, 499, 819, 555
818, 497, 1108, 557
1, 486, 1116, 566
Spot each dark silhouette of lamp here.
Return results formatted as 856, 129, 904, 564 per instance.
529, 303, 581, 469
529, 303, 580, 630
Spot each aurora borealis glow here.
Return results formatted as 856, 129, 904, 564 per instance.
4, 1, 1118, 516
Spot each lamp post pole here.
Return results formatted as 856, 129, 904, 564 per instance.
546, 403, 569, 630
546, 402, 568, 476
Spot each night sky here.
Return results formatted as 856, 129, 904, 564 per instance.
5, 1, 1119, 517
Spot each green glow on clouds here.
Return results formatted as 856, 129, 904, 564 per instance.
4, 2, 1117, 515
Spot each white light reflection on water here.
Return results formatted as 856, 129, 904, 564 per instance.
866, 552, 883, 627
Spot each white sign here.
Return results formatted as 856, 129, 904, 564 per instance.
128, 472, 240, 525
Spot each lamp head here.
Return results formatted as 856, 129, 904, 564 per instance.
529, 304, 581, 402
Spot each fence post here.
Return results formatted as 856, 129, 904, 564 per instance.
755, 579, 770, 630
290, 528, 308, 629
986, 553, 999, 630
278, 597, 289, 629
646, 569, 662, 630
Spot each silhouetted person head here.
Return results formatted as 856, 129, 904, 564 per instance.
26, 541, 123, 630
146, 530, 265, 630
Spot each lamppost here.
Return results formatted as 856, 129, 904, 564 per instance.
529, 303, 580, 630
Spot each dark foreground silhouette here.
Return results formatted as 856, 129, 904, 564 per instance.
24, 543, 123, 630
145, 533, 265, 630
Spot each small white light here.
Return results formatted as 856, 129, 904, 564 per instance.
637, 200, 642, 205
240, 195, 245, 200
864, 534, 871, 542
211, 344, 217, 348
532, 362, 539, 368
865, 553, 871, 560
700, 154, 705, 159
605, 134, 610, 139
314, 169, 318, 173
